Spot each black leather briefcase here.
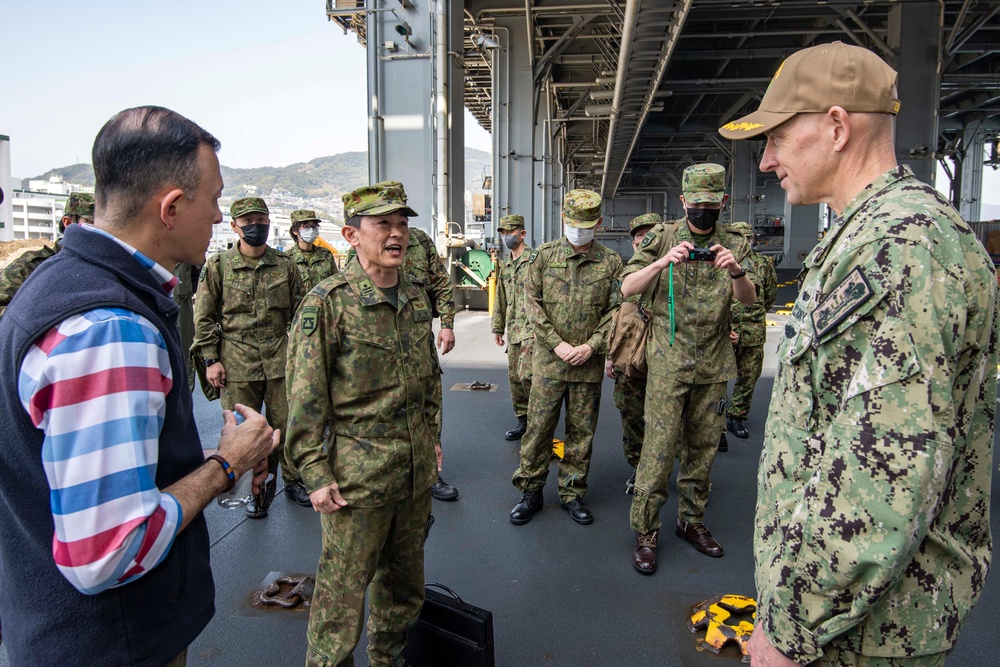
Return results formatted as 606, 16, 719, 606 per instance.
403, 583, 495, 667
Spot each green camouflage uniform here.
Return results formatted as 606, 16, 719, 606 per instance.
288, 209, 340, 293
612, 327, 646, 469
491, 215, 533, 419
0, 244, 58, 321
402, 227, 455, 330
0, 193, 94, 320
513, 190, 623, 502
288, 245, 339, 294
286, 182, 440, 667
626, 165, 753, 534
612, 213, 660, 468
755, 166, 997, 664
172, 263, 201, 392
192, 229, 304, 484
727, 226, 778, 419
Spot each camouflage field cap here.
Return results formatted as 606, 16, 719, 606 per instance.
629, 212, 661, 235
682, 164, 726, 205
342, 181, 418, 220
64, 192, 95, 218
719, 42, 900, 140
230, 197, 270, 219
290, 209, 321, 225
498, 214, 525, 231
562, 189, 602, 228
729, 221, 754, 238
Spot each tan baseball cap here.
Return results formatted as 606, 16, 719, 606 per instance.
719, 41, 900, 140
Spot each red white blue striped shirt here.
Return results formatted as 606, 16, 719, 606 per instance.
18, 224, 184, 595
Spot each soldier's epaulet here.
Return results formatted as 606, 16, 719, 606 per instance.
639, 222, 671, 250
312, 272, 348, 298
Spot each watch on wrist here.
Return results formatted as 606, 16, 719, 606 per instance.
204, 358, 219, 368
730, 266, 747, 279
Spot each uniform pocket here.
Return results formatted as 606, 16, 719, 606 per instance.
342, 331, 400, 394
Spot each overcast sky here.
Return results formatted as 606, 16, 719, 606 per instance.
3, 1, 996, 208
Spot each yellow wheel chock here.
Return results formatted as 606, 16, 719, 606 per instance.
687, 594, 756, 663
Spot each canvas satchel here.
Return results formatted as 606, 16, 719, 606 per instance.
608, 299, 652, 378
608, 236, 672, 378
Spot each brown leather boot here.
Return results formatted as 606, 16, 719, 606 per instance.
633, 531, 658, 574
675, 520, 724, 557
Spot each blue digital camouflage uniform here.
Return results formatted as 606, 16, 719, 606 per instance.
755, 166, 997, 664
626, 220, 752, 533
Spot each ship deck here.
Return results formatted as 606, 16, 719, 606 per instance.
3, 272, 999, 666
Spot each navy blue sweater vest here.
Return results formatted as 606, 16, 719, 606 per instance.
0, 224, 214, 666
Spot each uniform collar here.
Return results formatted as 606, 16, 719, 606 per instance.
804, 165, 912, 269
344, 256, 412, 308
558, 236, 603, 261
228, 244, 279, 268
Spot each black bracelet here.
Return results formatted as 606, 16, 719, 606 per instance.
730, 269, 746, 279
206, 454, 236, 492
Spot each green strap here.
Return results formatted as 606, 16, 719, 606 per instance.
668, 263, 675, 346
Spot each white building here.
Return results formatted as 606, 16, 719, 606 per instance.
10, 191, 64, 240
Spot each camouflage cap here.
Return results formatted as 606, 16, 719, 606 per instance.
729, 221, 754, 238
719, 42, 900, 140
562, 189, 602, 229
231, 197, 270, 219
64, 192, 95, 218
498, 214, 525, 231
290, 209, 321, 225
682, 164, 726, 205
342, 181, 418, 220
629, 213, 661, 236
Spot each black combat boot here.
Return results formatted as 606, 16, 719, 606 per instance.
505, 415, 528, 441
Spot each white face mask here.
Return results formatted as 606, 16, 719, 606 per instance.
564, 225, 595, 246
299, 228, 320, 244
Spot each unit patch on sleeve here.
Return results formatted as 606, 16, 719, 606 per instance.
640, 231, 656, 248
810, 267, 874, 339
300, 305, 320, 337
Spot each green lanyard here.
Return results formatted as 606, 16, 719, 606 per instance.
668, 263, 675, 346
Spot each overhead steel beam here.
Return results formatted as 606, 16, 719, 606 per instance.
533, 14, 598, 82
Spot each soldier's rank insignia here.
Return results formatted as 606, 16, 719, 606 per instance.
412, 299, 431, 321
810, 267, 873, 339
641, 232, 655, 248
300, 305, 320, 337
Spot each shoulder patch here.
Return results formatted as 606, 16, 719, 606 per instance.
811, 267, 873, 339
299, 305, 320, 337
528, 250, 539, 263
640, 231, 656, 248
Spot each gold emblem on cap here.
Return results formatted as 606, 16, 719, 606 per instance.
722, 121, 765, 133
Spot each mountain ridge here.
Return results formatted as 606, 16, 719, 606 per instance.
26, 148, 493, 220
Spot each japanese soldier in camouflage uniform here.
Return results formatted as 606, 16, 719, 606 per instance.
605, 212, 660, 493
491, 214, 532, 441
723, 221, 778, 444
172, 262, 202, 392
192, 197, 305, 515
345, 186, 459, 501
510, 189, 623, 526
287, 209, 339, 292
720, 42, 998, 667
0, 192, 94, 320
622, 164, 756, 575
285, 181, 443, 667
